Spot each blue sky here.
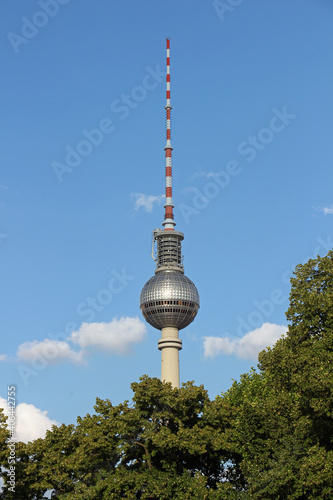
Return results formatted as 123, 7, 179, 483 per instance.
1, 0, 333, 440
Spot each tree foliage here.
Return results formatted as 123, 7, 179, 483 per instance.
225, 250, 333, 498
1, 378, 243, 499
1, 251, 333, 498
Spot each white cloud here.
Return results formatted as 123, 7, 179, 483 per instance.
132, 193, 165, 213
0, 354, 7, 361
70, 317, 147, 355
322, 205, 333, 215
203, 323, 287, 360
315, 205, 333, 215
15, 318, 146, 370
0, 397, 58, 443
17, 339, 83, 365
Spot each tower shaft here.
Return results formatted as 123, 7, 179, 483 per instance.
158, 327, 182, 388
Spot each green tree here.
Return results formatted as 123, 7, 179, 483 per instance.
14, 377, 243, 499
222, 251, 333, 498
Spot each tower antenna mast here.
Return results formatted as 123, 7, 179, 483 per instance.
163, 38, 176, 231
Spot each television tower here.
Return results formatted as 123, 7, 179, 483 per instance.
140, 39, 200, 388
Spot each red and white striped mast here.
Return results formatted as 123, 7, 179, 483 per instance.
163, 38, 176, 231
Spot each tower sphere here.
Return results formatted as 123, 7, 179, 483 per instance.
140, 270, 200, 330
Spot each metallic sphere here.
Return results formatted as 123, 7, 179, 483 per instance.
140, 270, 200, 330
